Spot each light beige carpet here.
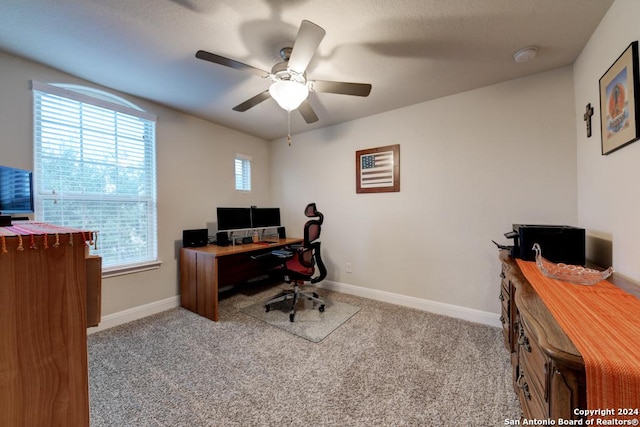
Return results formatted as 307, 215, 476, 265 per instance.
88, 283, 522, 426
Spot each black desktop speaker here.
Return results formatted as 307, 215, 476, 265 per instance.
277, 226, 286, 239
216, 231, 229, 246
0, 215, 11, 227
182, 229, 208, 248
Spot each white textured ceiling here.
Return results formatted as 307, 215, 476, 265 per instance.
0, 0, 613, 140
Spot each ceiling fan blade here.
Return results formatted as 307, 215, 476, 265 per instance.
232, 90, 271, 112
287, 20, 326, 75
298, 100, 319, 124
196, 50, 269, 77
310, 80, 372, 97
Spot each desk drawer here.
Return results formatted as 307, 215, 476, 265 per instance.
216, 250, 280, 286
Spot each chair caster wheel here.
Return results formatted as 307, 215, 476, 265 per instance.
265, 305, 270, 313
313, 292, 319, 298
319, 305, 325, 312
289, 313, 295, 322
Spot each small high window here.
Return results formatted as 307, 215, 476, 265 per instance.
235, 154, 251, 192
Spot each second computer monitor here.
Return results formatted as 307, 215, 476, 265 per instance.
251, 207, 281, 228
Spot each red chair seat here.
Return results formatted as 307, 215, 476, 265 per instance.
285, 256, 314, 276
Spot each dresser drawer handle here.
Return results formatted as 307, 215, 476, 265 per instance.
500, 271, 506, 279
500, 315, 505, 324
499, 292, 505, 301
521, 381, 531, 400
517, 324, 532, 352
516, 371, 531, 400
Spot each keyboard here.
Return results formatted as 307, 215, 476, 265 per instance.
271, 249, 293, 258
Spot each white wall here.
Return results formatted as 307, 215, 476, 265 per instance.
270, 67, 578, 314
0, 50, 270, 316
574, 0, 640, 282
1, 43, 593, 321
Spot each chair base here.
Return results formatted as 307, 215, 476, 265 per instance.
265, 285, 325, 322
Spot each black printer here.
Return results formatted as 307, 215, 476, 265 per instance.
504, 224, 585, 266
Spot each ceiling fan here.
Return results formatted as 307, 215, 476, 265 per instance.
195, 20, 372, 125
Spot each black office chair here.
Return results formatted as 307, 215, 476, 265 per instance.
265, 203, 327, 322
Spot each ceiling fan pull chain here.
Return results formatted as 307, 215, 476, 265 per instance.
287, 110, 292, 146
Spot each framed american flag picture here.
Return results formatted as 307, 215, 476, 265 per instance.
356, 144, 400, 193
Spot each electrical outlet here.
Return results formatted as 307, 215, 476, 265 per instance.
346, 262, 352, 273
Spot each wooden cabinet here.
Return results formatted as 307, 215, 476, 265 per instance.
1, 227, 100, 427
86, 254, 102, 327
499, 250, 586, 421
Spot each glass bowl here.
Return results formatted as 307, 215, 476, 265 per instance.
532, 243, 614, 286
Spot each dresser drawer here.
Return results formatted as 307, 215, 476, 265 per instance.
501, 277, 510, 297
501, 277, 518, 353
501, 295, 509, 318
517, 358, 548, 420
499, 270, 510, 350
519, 317, 548, 406
501, 299, 510, 348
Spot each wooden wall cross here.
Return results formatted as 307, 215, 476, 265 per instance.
584, 103, 594, 138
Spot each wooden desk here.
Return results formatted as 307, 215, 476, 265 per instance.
179, 238, 302, 321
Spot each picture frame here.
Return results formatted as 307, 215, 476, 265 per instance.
599, 41, 640, 155
356, 144, 400, 193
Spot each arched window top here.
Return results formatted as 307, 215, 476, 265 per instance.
53, 83, 144, 111
31, 81, 156, 122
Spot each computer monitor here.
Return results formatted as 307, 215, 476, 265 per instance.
251, 207, 281, 228
216, 207, 252, 231
0, 165, 34, 215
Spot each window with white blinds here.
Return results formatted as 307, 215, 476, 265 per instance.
32, 81, 158, 272
235, 154, 251, 191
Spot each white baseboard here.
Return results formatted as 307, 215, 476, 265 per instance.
87, 296, 180, 334
318, 280, 501, 328
88, 282, 500, 334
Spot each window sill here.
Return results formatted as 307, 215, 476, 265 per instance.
102, 260, 162, 278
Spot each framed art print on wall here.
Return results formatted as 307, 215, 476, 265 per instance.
599, 41, 640, 155
356, 144, 400, 193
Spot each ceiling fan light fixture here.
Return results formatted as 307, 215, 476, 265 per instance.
269, 80, 309, 111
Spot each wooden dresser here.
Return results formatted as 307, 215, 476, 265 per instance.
499, 249, 640, 421
0, 224, 101, 427
499, 250, 587, 420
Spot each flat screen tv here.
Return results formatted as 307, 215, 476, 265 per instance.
251, 207, 280, 228
0, 165, 34, 214
216, 207, 252, 231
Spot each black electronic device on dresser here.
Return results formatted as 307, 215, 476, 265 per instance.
505, 224, 585, 266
